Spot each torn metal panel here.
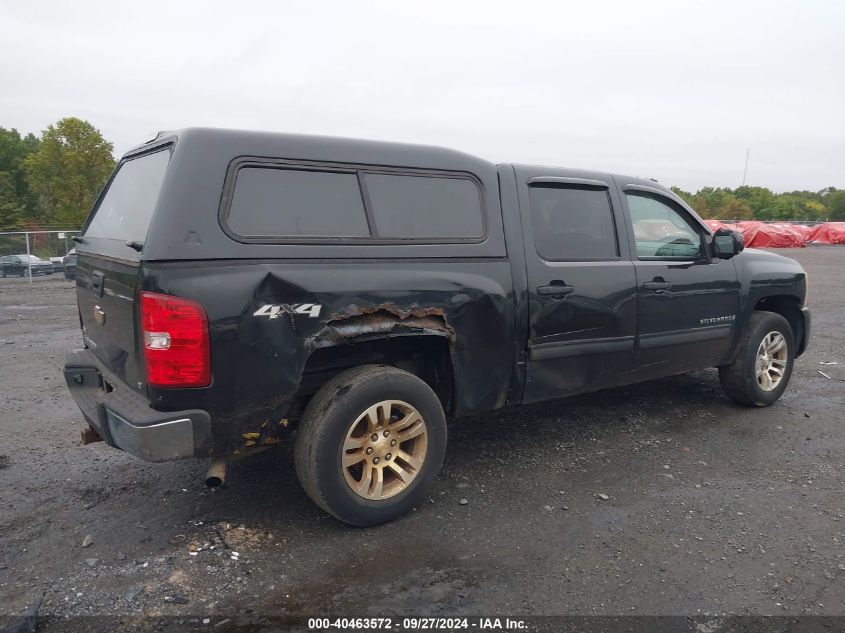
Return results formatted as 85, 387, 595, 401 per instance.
329, 302, 452, 323
315, 304, 455, 348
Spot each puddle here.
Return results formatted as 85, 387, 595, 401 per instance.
222, 543, 489, 616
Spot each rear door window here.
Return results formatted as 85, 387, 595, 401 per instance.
84, 148, 171, 243
362, 173, 484, 239
528, 185, 619, 260
227, 168, 370, 238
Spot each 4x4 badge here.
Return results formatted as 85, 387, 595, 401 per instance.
254, 303, 322, 319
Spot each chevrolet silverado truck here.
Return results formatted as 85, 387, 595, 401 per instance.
64, 128, 810, 525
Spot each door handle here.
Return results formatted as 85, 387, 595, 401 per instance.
537, 282, 575, 297
642, 280, 672, 293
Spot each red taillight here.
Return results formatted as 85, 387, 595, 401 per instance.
140, 291, 210, 388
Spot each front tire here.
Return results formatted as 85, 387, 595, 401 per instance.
294, 365, 447, 526
719, 311, 795, 406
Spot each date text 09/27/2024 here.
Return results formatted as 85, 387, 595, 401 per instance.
307, 617, 528, 630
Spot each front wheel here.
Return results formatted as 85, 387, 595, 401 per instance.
719, 311, 795, 406
295, 365, 447, 526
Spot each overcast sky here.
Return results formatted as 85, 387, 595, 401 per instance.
1, 0, 842, 192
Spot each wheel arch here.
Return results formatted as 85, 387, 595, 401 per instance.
296, 312, 457, 419
753, 294, 807, 356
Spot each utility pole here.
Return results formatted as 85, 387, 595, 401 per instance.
741, 149, 750, 186
25, 231, 32, 285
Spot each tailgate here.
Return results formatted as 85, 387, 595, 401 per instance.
76, 255, 143, 387
74, 146, 172, 390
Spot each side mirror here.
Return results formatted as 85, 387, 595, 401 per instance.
712, 227, 744, 260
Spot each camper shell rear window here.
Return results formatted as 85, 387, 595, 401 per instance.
84, 147, 171, 245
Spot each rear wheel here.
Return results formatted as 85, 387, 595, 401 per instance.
294, 365, 447, 526
719, 311, 794, 406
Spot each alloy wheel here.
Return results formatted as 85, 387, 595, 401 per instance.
341, 400, 428, 500
756, 331, 788, 391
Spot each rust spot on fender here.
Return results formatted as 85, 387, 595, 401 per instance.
317, 303, 455, 346
329, 302, 449, 322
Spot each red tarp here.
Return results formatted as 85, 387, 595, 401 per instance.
808, 222, 845, 244
739, 222, 806, 248
698, 220, 845, 247
706, 220, 815, 248
787, 224, 814, 241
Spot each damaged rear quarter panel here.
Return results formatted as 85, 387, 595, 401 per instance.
142, 260, 516, 453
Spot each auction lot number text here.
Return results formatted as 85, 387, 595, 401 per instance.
308, 618, 527, 631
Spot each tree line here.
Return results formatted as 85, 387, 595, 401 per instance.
670, 185, 845, 222
1, 117, 843, 231
0, 118, 114, 230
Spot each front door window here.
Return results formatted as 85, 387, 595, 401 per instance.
626, 192, 704, 259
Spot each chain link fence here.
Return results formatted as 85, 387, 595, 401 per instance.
0, 229, 81, 284
714, 219, 828, 226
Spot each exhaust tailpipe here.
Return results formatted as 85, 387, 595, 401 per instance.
205, 457, 227, 488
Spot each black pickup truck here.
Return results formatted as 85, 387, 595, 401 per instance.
64, 128, 810, 525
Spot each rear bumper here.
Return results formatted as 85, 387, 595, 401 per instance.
63, 348, 212, 462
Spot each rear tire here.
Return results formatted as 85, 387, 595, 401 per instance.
719, 311, 795, 406
294, 364, 447, 526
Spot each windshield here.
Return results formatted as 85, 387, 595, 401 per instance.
84, 148, 171, 244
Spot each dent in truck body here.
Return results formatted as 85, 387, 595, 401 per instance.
141, 260, 516, 455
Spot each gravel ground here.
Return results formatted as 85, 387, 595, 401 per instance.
0, 248, 843, 626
